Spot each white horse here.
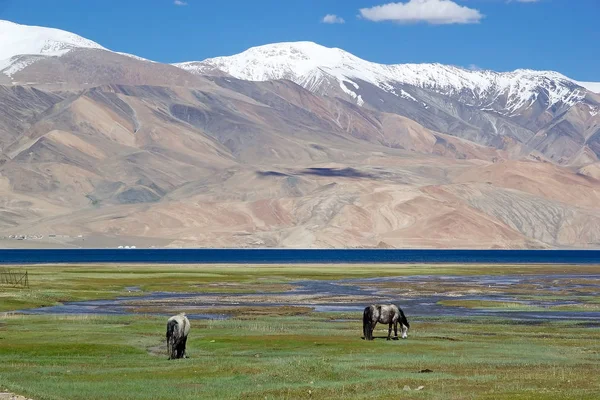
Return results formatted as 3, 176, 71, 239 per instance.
363, 304, 410, 341
166, 313, 190, 359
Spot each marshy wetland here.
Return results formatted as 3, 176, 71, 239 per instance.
1, 263, 599, 399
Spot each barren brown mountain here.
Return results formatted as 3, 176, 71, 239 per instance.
2, 21, 600, 249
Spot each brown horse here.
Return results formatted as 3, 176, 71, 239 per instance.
363, 304, 410, 341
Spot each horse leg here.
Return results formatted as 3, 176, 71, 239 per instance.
371, 321, 377, 340
178, 338, 187, 359
394, 321, 398, 340
182, 336, 188, 358
387, 323, 392, 340
168, 338, 176, 360
173, 339, 181, 359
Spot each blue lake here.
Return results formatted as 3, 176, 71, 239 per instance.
1, 248, 599, 264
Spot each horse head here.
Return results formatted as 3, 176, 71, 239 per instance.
399, 307, 410, 339
401, 326, 408, 339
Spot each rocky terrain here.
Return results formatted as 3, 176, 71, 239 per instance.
1, 20, 600, 249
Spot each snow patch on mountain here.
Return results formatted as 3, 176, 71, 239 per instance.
0, 56, 43, 77
588, 104, 600, 117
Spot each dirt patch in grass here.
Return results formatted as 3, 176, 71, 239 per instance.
428, 336, 461, 341
0, 392, 34, 400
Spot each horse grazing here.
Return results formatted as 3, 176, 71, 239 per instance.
166, 313, 190, 359
363, 304, 410, 341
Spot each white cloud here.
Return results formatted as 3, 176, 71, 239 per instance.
174, 0, 188, 6
322, 14, 345, 24
359, 0, 484, 25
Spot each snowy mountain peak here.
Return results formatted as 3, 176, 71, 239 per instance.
176, 41, 359, 81
0, 20, 155, 79
0, 20, 106, 60
0, 19, 107, 77
175, 41, 599, 113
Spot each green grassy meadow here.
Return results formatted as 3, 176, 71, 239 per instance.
1, 264, 599, 399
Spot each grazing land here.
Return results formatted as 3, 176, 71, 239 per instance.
1, 264, 599, 399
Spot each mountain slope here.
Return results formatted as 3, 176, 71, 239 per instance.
3, 80, 600, 249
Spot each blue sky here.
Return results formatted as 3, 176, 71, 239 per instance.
1, 0, 598, 80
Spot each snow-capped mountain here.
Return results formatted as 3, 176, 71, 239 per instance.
1, 19, 599, 166
175, 41, 598, 115
0, 20, 203, 88
0, 20, 156, 79
0, 20, 106, 59
0, 20, 106, 76
3, 20, 600, 251
176, 41, 600, 165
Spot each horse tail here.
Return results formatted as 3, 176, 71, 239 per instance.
363, 306, 372, 340
182, 315, 190, 337
167, 319, 177, 340
399, 308, 410, 329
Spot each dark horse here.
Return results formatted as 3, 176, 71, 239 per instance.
166, 313, 190, 359
363, 304, 410, 341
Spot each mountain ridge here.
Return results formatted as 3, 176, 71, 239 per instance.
2, 20, 598, 95
175, 41, 600, 102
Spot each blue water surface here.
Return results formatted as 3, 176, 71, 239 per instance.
1, 249, 599, 264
